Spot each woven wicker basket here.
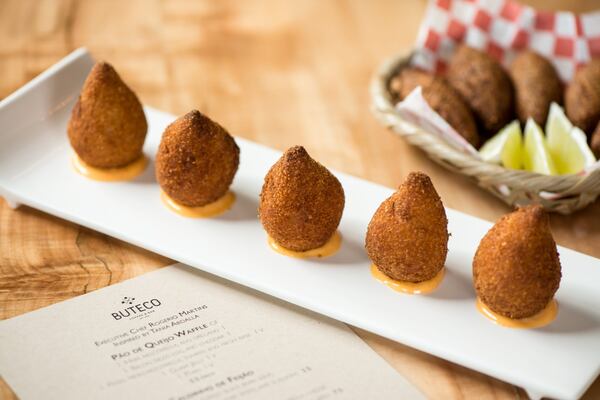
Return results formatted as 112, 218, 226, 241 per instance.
370, 51, 600, 215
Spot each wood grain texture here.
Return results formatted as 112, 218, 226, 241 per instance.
1, 1, 599, 399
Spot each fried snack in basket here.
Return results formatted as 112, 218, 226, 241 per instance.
390, 68, 479, 147
447, 46, 514, 136
509, 51, 562, 126
565, 59, 600, 135
591, 121, 600, 158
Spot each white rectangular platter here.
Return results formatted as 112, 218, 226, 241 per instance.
1, 49, 600, 400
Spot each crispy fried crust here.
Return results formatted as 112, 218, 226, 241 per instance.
390, 68, 479, 147
509, 51, 563, 125
365, 172, 448, 282
447, 46, 514, 135
473, 205, 561, 319
565, 59, 600, 134
259, 146, 345, 252
155, 110, 239, 207
67, 61, 147, 168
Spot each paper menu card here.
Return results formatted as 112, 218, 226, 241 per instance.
0, 264, 423, 400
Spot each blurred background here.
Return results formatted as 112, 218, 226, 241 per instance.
1, 1, 599, 399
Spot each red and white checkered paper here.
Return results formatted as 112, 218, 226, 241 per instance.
412, 0, 600, 81
395, 0, 600, 180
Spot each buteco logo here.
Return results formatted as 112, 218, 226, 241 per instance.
112, 296, 162, 321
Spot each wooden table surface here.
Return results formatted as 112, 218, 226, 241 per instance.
1, 1, 599, 399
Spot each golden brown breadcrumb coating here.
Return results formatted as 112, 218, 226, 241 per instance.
365, 172, 449, 282
389, 68, 479, 147
509, 51, 563, 125
447, 45, 514, 135
565, 59, 600, 134
473, 205, 561, 319
155, 110, 239, 207
259, 146, 345, 252
68, 61, 147, 168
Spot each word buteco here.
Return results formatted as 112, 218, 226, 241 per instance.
111, 299, 162, 320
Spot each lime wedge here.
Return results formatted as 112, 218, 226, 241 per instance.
479, 120, 523, 169
524, 118, 557, 175
546, 102, 573, 137
546, 103, 596, 174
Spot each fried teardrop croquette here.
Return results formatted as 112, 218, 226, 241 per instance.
473, 205, 561, 319
156, 110, 240, 207
565, 59, 600, 134
509, 51, 563, 126
259, 146, 345, 252
389, 68, 479, 147
68, 61, 147, 169
447, 46, 514, 135
365, 172, 449, 283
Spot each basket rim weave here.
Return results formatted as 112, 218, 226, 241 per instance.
370, 51, 600, 214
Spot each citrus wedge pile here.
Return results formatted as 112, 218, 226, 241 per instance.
478, 103, 596, 175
